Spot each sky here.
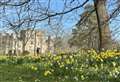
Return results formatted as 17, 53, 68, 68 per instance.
0, 0, 86, 32
0, 0, 120, 40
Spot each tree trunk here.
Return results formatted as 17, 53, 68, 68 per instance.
47, 36, 51, 52
22, 42, 26, 53
34, 31, 36, 56
94, 0, 112, 51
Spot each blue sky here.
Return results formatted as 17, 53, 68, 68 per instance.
0, 0, 120, 40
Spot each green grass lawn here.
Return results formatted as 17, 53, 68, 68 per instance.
0, 64, 37, 82
0, 64, 77, 82
0, 64, 98, 82
0, 64, 58, 82
0, 53, 120, 82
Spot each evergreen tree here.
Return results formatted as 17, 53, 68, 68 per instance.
69, 5, 99, 50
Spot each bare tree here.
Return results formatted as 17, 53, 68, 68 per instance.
93, 0, 112, 51
1, 0, 120, 52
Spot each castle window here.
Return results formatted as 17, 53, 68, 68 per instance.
31, 41, 33, 44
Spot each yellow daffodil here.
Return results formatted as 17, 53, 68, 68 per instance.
44, 70, 52, 76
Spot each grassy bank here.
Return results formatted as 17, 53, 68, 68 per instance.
0, 50, 120, 82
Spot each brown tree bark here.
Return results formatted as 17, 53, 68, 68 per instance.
94, 0, 112, 51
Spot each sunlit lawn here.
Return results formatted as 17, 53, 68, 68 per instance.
0, 63, 65, 82
0, 64, 37, 82
0, 64, 100, 82
0, 50, 120, 82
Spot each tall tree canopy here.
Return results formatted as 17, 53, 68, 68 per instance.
0, 0, 120, 52
69, 5, 99, 50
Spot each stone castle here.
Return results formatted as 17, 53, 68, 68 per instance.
0, 29, 54, 55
